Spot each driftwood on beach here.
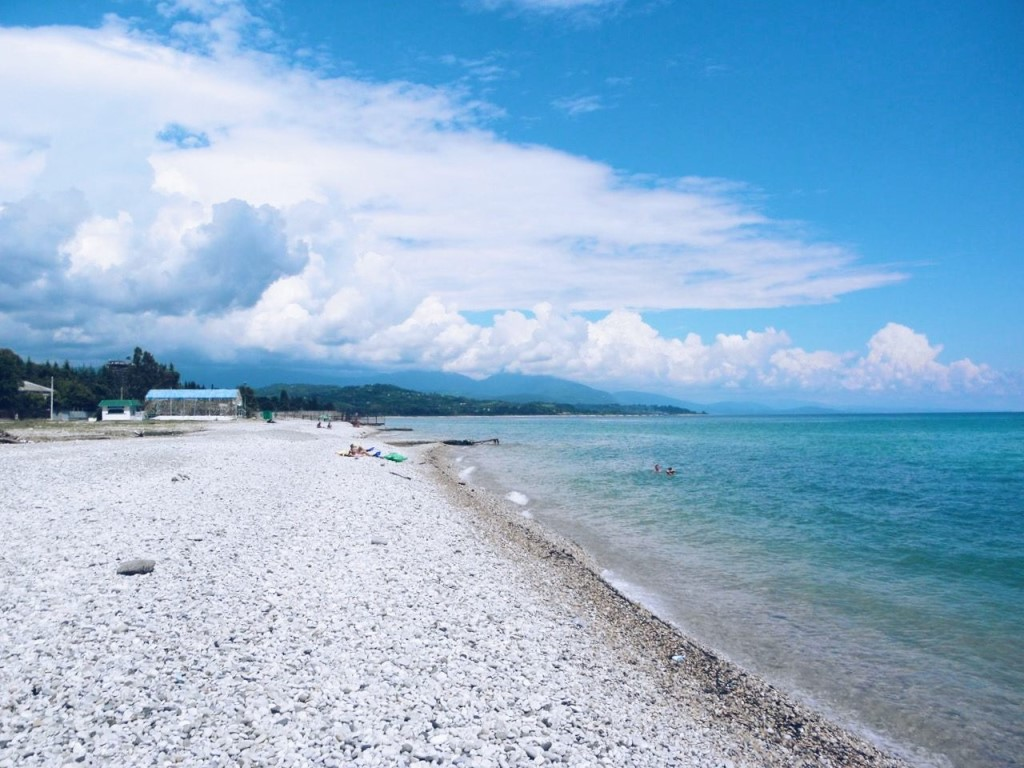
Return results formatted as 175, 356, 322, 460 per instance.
441, 437, 500, 446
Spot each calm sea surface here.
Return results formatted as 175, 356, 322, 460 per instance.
389, 413, 1024, 768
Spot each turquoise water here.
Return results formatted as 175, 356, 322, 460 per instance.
391, 414, 1024, 768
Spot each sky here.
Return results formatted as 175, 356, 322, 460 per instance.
0, 0, 1021, 409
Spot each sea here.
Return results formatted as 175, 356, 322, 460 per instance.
387, 413, 1023, 768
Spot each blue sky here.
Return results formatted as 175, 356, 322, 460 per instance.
0, 0, 1021, 409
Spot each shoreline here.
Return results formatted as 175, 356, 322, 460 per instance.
420, 443, 915, 768
1, 419, 913, 766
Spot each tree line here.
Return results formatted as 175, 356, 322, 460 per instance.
251, 383, 572, 417
0, 347, 198, 419
254, 383, 698, 418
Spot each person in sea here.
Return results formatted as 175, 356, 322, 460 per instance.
654, 464, 661, 473
666, 467, 676, 476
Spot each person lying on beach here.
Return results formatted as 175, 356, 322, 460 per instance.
347, 443, 368, 456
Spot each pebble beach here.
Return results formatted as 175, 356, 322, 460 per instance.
0, 419, 912, 767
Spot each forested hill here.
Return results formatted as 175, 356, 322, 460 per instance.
254, 382, 699, 417
0, 347, 197, 418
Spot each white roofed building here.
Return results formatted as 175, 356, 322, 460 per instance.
145, 389, 243, 420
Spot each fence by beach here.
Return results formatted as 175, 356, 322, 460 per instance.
277, 410, 385, 427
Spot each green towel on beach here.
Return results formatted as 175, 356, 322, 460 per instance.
382, 452, 406, 462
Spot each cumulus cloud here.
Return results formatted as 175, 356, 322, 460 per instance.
339, 307, 1002, 404
358, 312, 1000, 402
0, 191, 88, 290
848, 323, 995, 394
0, 2, 1010, 406
185, 200, 301, 311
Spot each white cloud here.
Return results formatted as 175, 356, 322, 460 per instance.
440, 53, 514, 86
0, 137, 48, 200
0, 3, 1011, 406
331, 308, 998, 404
63, 211, 135, 276
552, 94, 605, 115
352, 297, 484, 368
0, 191, 88, 291
0, 9, 905, 322
768, 347, 849, 389
847, 323, 996, 394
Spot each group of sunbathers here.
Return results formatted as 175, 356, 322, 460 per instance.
345, 443, 379, 457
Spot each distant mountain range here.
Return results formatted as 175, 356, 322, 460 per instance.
239, 366, 838, 415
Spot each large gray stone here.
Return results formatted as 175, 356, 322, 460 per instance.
116, 558, 155, 576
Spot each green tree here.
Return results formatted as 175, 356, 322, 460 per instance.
237, 384, 257, 418
98, 347, 182, 400
0, 348, 25, 416
55, 378, 101, 412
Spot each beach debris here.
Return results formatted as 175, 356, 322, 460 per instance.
116, 558, 156, 576
442, 438, 500, 446
171, 473, 190, 482
0, 430, 26, 444
370, 538, 388, 546
671, 654, 687, 663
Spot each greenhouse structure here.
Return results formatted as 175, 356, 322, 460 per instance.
144, 389, 243, 420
